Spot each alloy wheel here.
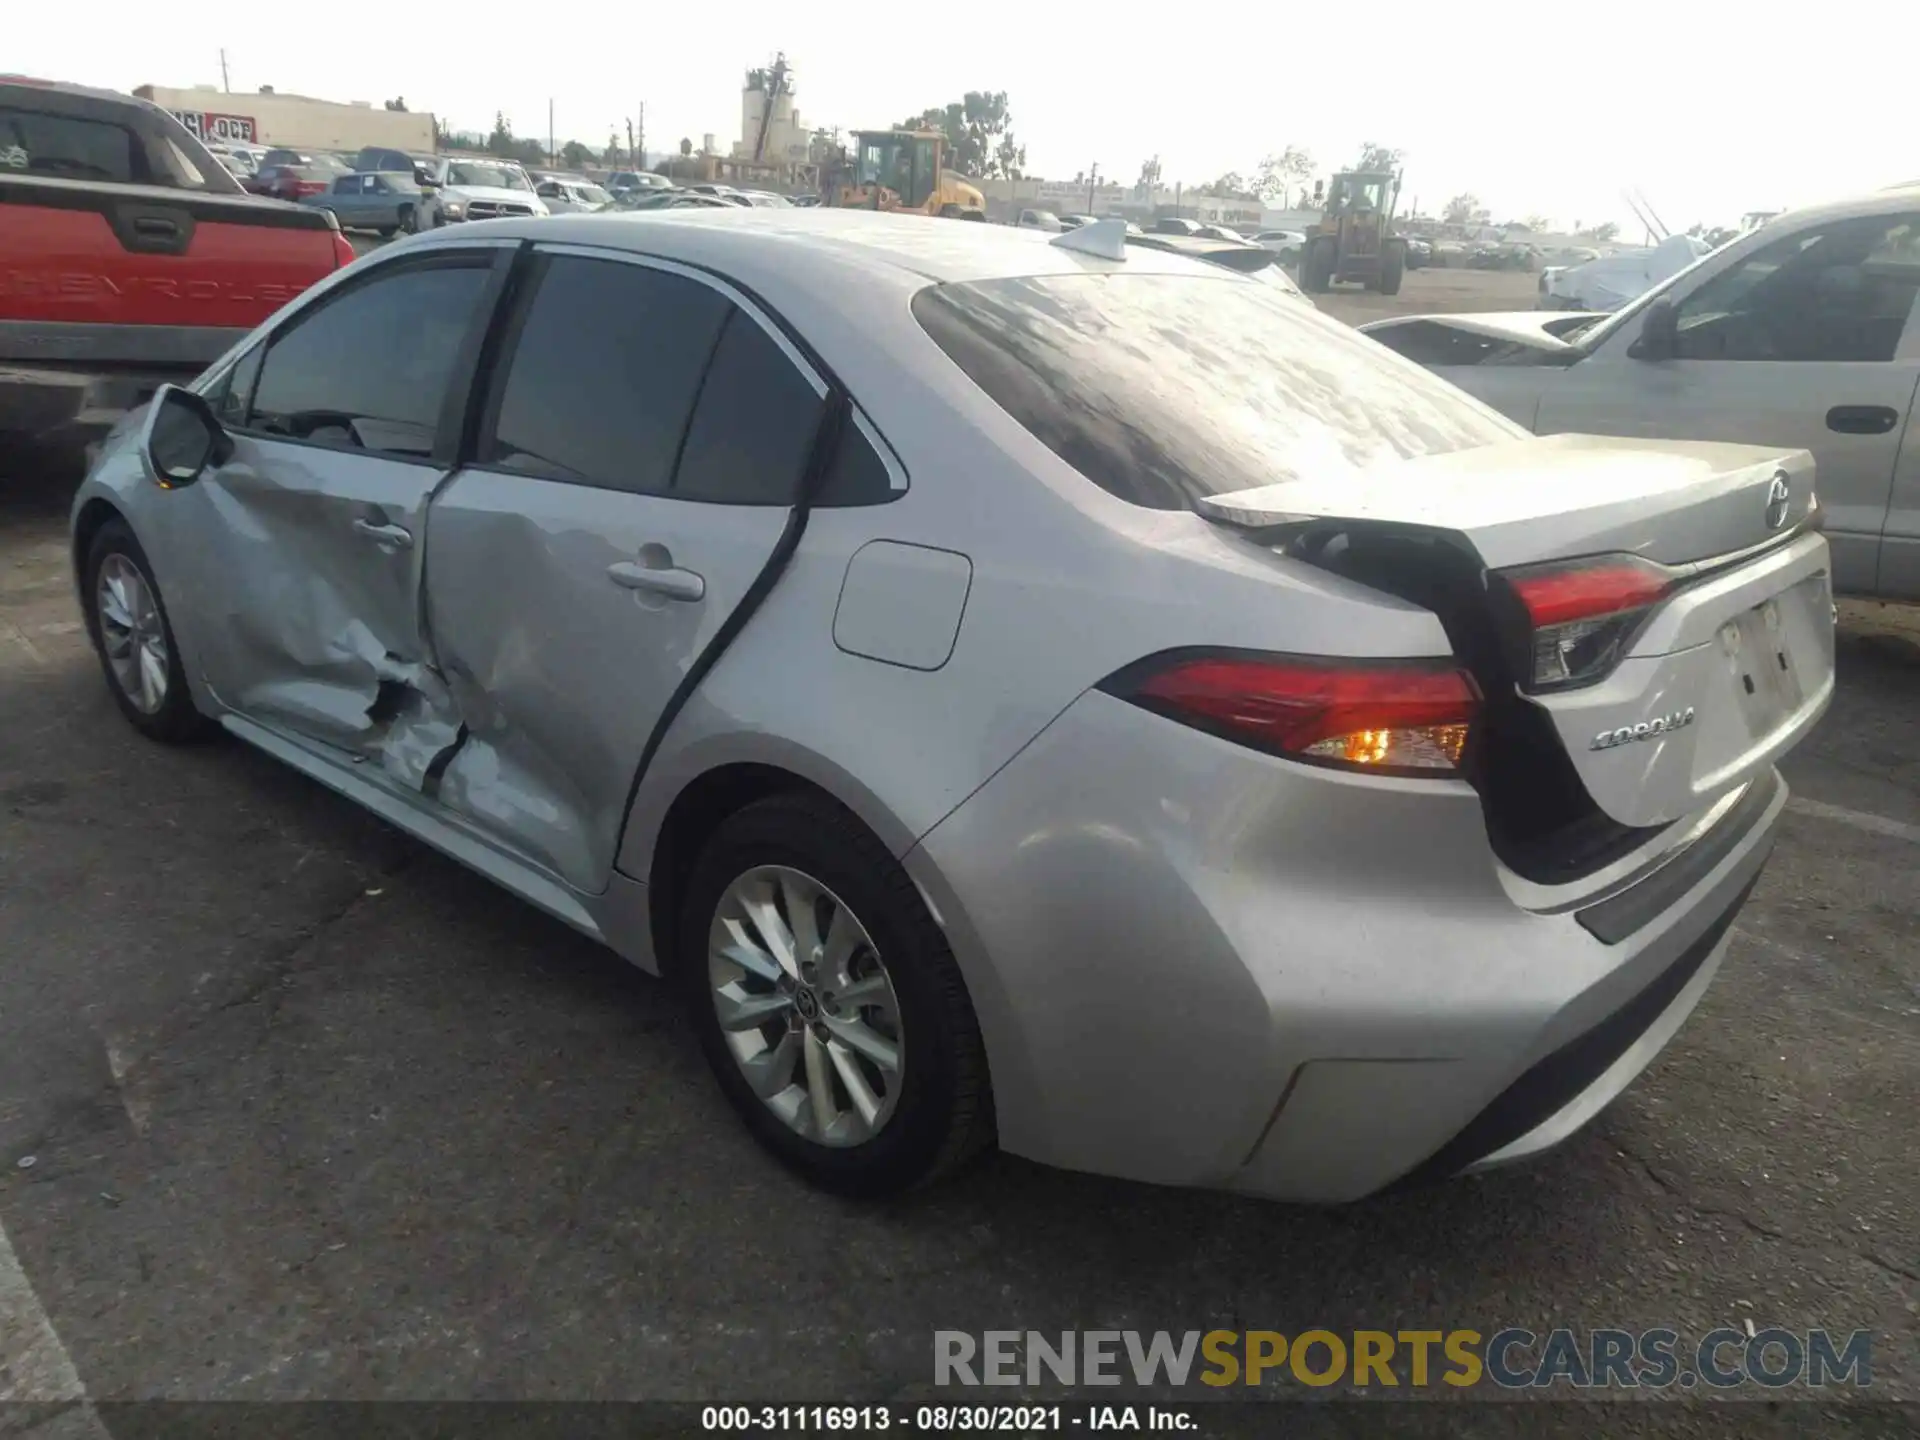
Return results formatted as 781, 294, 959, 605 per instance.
707, 865, 905, 1147
96, 554, 169, 715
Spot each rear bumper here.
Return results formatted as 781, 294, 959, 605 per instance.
908, 690, 1782, 1203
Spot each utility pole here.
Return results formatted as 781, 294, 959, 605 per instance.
636, 101, 645, 168
625, 119, 636, 170
219, 49, 230, 93
1088, 162, 1098, 214
548, 98, 555, 167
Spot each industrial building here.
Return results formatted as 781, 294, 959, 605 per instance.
132, 84, 436, 154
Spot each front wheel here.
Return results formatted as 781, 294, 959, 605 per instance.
1300, 237, 1336, 293
398, 205, 418, 234
679, 793, 994, 1196
82, 519, 213, 743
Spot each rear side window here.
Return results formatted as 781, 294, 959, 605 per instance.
0, 107, 136, 183
247, 260, 492, 459
913, 273, 1518, 510
482, 255, 730, 493
673, 311, 826, 504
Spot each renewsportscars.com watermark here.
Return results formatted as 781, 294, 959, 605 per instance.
934, 1328, 1875, 1391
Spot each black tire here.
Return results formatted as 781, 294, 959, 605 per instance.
398, 205, 418, 234
678, 792, 994, 1196
81, 519, 214, 744
1379, 240, 1406, 296
1301, 236, 1336, 293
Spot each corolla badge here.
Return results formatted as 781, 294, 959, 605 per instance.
1765, 473, 1792, 531
1591, 708, 1695, 751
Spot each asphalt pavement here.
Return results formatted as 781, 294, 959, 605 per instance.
1, 382, 1915, 1427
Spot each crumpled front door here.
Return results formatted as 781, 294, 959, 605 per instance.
190, 434, 462, 787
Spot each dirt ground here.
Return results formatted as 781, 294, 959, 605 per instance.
1314, 265, 1542, 325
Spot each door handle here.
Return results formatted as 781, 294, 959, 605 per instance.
607, 560, 705, 602
1826, 404, 1900, 435
352, 518, 414, 550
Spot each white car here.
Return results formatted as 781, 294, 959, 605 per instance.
423, 157, 550, 224
1362, 187, 1920, 600
535, 177, 615, 214
1015, 209, 1063, 232
1255, 229, 1307, 260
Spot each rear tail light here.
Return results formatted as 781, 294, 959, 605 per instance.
330, 229, 357, 269
1102, 652, 1479, 777
1495, 554, 1674, 691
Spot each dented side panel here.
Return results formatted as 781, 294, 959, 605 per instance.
192, 433, 461, 776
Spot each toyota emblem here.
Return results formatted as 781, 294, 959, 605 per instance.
1765, 473, 1792, 531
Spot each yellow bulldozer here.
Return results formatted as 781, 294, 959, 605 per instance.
1298, 169, 1409, 295
829, 130, 987, 220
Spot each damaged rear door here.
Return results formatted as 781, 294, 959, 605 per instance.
190, 248, 503, 775
420, 247, 828, 892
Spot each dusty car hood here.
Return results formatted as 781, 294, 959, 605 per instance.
1359, 310, 1606, 353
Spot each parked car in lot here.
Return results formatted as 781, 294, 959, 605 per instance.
73, 210, 1831, 1203
0, 74, 352, 466
1362, 189, 1920, 600
1015, 208, 1063, 231
1254, 229, 1307, 262
608, 170, 674, 199
739, 190, 794, 208
535, 177, 615, 213
1151, 217, 1204, 236
308, 171, 428, 235
419, 157, 549, 224
353, 146, 436, 185
247, 163, 335, 202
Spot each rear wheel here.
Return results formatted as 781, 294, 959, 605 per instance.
1301, 236, 1336, 293
398, 205, 418, 234
1379, 240, 1406, 296
81, 520, 213, 744
679, 793, 993, 1196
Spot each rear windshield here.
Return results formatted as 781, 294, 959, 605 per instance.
912, 273, 1520, 510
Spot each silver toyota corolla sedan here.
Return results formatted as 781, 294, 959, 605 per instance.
70, 211, 1835, 1202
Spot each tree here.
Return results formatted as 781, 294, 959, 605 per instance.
560, 140, 593, 170
604, 135, 624, 166
487, 112, 515, 157
1522, 214, 1552, 233
384, 96, 408, 113
1136, 155, 1162, 196
897, 90, 1024, 179
1200, 171, 1247, 197
1579, 220, 1620, 242
1254, 146, 1313, 203
1355, 142, 1403, 173
679, 137, 693, 157
1443, 193, 1487, 226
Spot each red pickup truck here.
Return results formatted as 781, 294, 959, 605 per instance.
1, 76, 355, 470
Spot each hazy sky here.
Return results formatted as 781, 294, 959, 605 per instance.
12, 2, 1911, 232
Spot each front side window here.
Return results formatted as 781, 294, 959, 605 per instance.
1673, 213, 1920, 363
482, 255, 730, 493
247, 260, 492, 459
913, 272, 1519, 511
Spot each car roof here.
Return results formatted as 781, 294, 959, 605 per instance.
404, 208, 1239, 287
1758, 184, 1920, 231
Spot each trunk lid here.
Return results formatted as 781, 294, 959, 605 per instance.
1199, 432, 1835, 832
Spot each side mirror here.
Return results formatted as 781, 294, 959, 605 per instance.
1632, 298, 1679, 361
141, 384, 231, 488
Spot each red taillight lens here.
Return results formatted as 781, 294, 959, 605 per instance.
1498, 554, 1674, 691
330, 229, 357, 269
1107, 653, 1479, 776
